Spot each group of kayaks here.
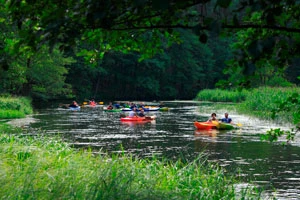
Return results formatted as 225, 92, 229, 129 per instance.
104, 106, 169, 112
65, 102, 239, 130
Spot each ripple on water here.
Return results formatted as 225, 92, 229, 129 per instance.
18, 102, 300, 199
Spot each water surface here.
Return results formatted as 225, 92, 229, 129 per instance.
17, 101, 300, 199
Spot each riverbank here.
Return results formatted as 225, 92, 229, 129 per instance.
0, 127, 261, 199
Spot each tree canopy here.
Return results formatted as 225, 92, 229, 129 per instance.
2, 0, 300, 101
6, 0, 300, 66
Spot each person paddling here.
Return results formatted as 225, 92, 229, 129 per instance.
107, 102, 113, 110
129, 107, 138, 117
69, 101, 79, 108
207, 113, 217, 122
221, 112, 232, 123
138, 109, 145, 117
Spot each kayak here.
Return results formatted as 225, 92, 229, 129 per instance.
122, 107, 160, 112
120, 116, 156, 122
104, 109, 121, 112
142, 107, 160, 111
211, 121, 235, 130
159, 107, 169, 111
217, 122, 234, 130
194, 121, 217, 130
83, 105, 103, 108
194, 121, 235, 130
69, 106, 80, 111
121, 108, 132, 111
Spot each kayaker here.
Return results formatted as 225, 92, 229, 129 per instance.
89, 99, 96, 106
130, 102, 137, 110
107, 102, 113, 110
114, 102, 121, 109
138, 109, 145, 117
129, 107, 138, 117
208, 113, 217, 122
69, 101, 79, 108
221, 112, 232, 123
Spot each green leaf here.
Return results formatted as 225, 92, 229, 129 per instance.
152, 0, 169, 10
216, 0, 232, 8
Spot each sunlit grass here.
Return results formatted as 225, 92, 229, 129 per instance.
0, 96, 32, 119
0, 110, 25, 118
238, 87, 300, 121
0, 126, 261, 199
195, 89, 248, 103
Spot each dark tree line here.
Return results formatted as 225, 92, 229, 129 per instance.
1, 0, 300, 102
67, 29, 232, 101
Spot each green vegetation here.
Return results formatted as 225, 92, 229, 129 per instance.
195, 89, 248, 103
1, 1, 300, 101
196, 87, 300, 121
0, 96, 32, 119
238, 87, 300, 121
0, 127, 261, 199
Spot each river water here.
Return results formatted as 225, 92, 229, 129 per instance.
13, 101, 300, 199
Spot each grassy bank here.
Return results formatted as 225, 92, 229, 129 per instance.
196, 87, 300, 122
195, 89, 249, 103
0, 96, 33, 119
0, 126, 261, 199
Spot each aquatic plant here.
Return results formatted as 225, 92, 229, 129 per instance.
238, 87, 300, 121
195, 89, 248, 103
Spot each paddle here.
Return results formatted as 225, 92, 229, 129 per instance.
234, 123, 242, 127
145, 116, 156, 120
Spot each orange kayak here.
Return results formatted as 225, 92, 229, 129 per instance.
194, 121, 217, 130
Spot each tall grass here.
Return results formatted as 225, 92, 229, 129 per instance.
0, 96, 32, 119
0, 129, 261, 199
238, 87, 300, 121
195, 89, 249, 103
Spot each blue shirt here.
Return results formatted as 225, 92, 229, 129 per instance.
221, 117, 232, 123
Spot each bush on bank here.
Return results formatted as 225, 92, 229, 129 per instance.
0, 96, 33, 119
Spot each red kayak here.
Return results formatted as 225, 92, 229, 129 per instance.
120, 116, 156, 122
194, 121, 217, 130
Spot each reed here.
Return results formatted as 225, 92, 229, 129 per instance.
0, 110, 25, 118
195, 89, 248, 103
0, 96, 32, 119
238, 87, 300, 121
0, 128, 261, 199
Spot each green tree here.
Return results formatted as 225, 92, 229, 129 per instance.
0, 45, 75, 100
7, 0, 300, 62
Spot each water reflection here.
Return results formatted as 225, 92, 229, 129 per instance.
14, 101, 300, 199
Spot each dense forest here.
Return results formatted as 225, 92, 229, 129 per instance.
1, 0, 300, 102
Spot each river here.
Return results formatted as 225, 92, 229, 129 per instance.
11, 101, 300, 199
